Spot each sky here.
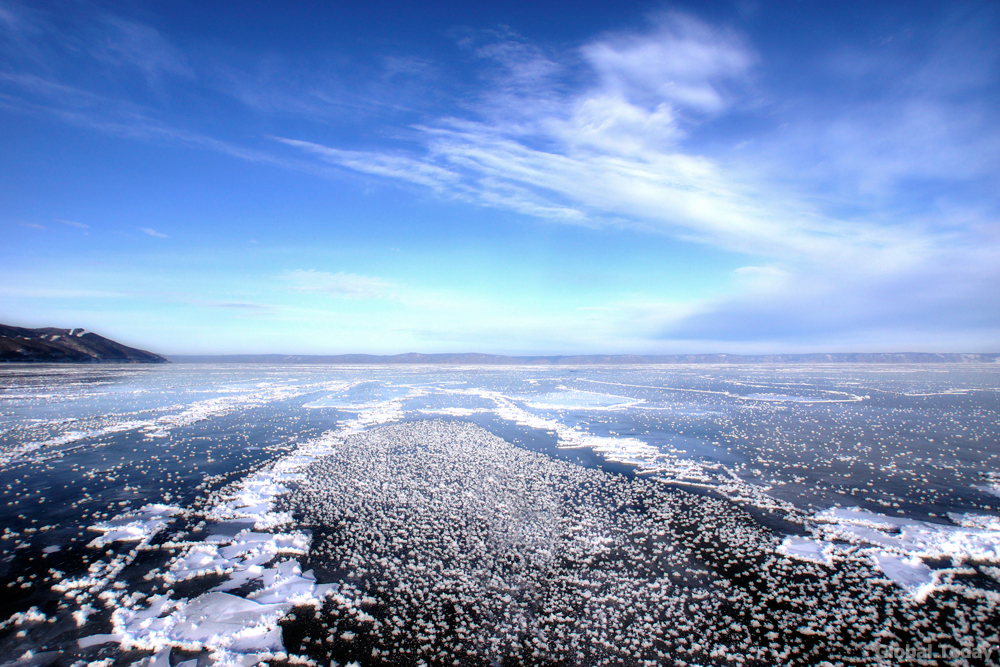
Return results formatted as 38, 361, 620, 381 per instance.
1, 0, 998, 355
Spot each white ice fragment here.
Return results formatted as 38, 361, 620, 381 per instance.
88, 504, 182, 546
72, 604, 96, 627
78, 634, 122, 648
871, 552, 936, 600
168, 593, 285, 652
167, 545, 230, 582
811, 506, 1000, 564
777, 536, 834, 567
135, 648, 172, 667
949, 512, 1000, 531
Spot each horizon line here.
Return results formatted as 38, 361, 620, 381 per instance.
163, 351, 1000, 365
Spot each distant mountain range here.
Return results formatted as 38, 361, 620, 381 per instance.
168, 352, 1000, 365
3, 324, 996, 364
0, 324, 168, 363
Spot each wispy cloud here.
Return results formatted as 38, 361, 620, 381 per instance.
281, 269, 396, 299
140, 227, 168, 238
278, 139, 461, 191
204, 301, 272, 310
16, 221, 44, 229
276, 18, 915, 264
271, 12, 999, 347
2, 2, 997, 349
93, 15, 193, 85
54, 218, 88, 229
582, 12, 754, 114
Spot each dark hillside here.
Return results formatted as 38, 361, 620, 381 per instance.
0, 324, 167, 363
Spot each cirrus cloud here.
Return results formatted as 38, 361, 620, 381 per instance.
280, 269, 396, 300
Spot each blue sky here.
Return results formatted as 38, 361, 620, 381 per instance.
1, 0, 998, 355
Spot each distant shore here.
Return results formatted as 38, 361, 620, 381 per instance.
166, 352, 1000, 365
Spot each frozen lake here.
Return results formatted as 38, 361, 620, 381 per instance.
1, 363, 999, 666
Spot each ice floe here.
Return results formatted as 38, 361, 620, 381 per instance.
795, 505, 1000, 599
518, 388, 642, 410
810, 506, 1000, 563
80, 404, 377, 662
869, 552, 936, 600
776, 535, 835, 567
88, 504, 183, 547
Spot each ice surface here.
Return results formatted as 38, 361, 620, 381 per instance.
976, 473, 1000, 498
6, 419, 148, 466
519, 389, 640, 410
949, 512, 1000, 531
418, 407, 488, 416
3, 380, 314, 466
743, 393, 829, 403
136, 648, 171, 667
5, 364, 1000, 662
114, 592, 287, 653
476, 387, 796, 512
167, 545, 231, 582
164, 593, 286, 651
102, 427, 342, 660
111, 530, 333, 656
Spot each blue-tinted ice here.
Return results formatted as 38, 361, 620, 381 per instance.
1, 363, 999, 665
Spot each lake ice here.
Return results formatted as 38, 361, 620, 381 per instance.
1, 363, 999, 666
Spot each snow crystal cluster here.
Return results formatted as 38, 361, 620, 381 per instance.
283, 420, 1000, 666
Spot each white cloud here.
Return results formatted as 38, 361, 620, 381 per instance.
581, 12, 754, 114
272, 11, 1000, 349
732, 265, 789, 293
281, 269, 395, 299
95, 16, 193, 83
54, 218, 88, 229
277, 15, 926, 266
277, 138, 460, 190
140, 227, 168, 238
